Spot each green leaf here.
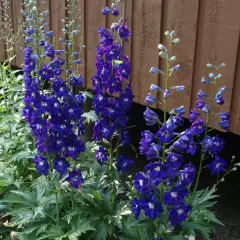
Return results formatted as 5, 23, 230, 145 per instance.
82, 110, 98, 124
113, 60, 123, 66
181, 221, 211, 240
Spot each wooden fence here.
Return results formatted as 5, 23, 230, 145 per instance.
1, 0, 240, 134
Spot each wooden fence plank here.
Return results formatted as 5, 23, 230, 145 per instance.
75, 0, 85, 83
12, 0, 24, 68
159, 0, 200, 116
0, 2, 5, 62
190, 0, 240, 129
230, 36, 240, 134
131, 0, 163, 107
50, 0, 66, 51
85, 0, 107, 89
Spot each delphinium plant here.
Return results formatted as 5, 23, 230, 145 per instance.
74, 1, 135, 239
123, 31, 239, 240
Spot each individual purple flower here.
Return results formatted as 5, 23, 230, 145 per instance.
163, 186, 188, 206
170, 106, 185, 115
191, 118, 205, 135
145, 93, 157, 105
179, 163, 196, 186
101, 7, 111, 15
143, 107, 159, 126
130, 197, 143, 219
202, 135, 225, 156
53, 157, 70, 174
170, 85, 185, 92
145, 162, 166, 185
141, 198, 163, 219
189, 109, 199, 122
69, 75, 84, 87
116, 154, 134, 173
145, 143, 161, 160
96, 146, 108, 165
150, 84, 162, 92
218, 120, 230, 130
112, 7, 119, 16
163, 89, 170, 99
208, 156, 227, 175
118, 24, 131, 39
195, 99, 205, 109
168, 204, 191, 226
134, 172, 152, 195
156, 126, 173, 143
166, 153, 184, 169
139, 130, 155, 153
34, 156, 49, 176
197, 90, 207, 99
202, 104, 210, 113
166, 115, 184, 131
67, 169, 84, 189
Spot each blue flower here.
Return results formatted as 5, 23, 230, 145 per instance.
142, 198, 163, 219
166, 115, 184, 131
145, 162, 166, 185
145, 93, 157, 105
168, 204, 191, 226
143, 108, 159, 126
34, 156, 49, 176
197, 90, 207, 99
53, 157, 69, 174
101, 7, 112, 15
208, 156, 227, 175
130, 197, 142, 219
170, 106, 185, 115
191, 118, 205, 135
96, 146, 108, 165
116, 154, 134, 173
195, 100, 205, 109
134, 172, 153, 195
189, 109, 199, 122
179, 163, 196, 186
69, 75, 84, 87
166, 153, 184, 170
171, 86, 185, 92
163, 89, 170, 99
112, 7, 119, 16
163, 186, 188, 206
145, 143, 161, 160
156, 126, 173, 143
67, 169, 84, 189
118, 25, 130, 39
202, 135, 225, 156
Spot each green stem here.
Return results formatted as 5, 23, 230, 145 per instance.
55, 191, 60, 226
193, 83, 217, 193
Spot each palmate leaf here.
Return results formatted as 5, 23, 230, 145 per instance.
192, 186, 219, 205
181, 221, 211, 240
9, 150, 35, 162
37, 226, 65, 240
82, 110, 98, 124
64, 216, 96, 240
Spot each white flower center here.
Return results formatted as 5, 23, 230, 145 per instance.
148, 203, 154, 209
139, 179, 143, 186
177, 209, 184, 215
170, 192, 178, 198
154, 166, 161, 172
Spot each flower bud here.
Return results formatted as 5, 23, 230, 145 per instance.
145, 93, 157, 105
209, 73, 215, 78
172, 38, 180, 44
158, 44, 167, 52
232, 167, 237, 171
159, 51, 168, 58
164, 31, 170, 37
149, 67, 160, 74
169, 56, 176, 61
150, 84, 162, 92
170, 31, 176, 38
207, 63, 213, 68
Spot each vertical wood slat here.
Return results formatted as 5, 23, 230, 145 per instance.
85, 0, 107, 89
131, 0, 163, 107
190, 0, 240, 129
0, 2, 5, 62
12, 0, 24, 68
229, 36, 240, 134
75, 0, 85, 82
159, 0, 200, 116
50, 0, 66, 51
5, 0, 15, 65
